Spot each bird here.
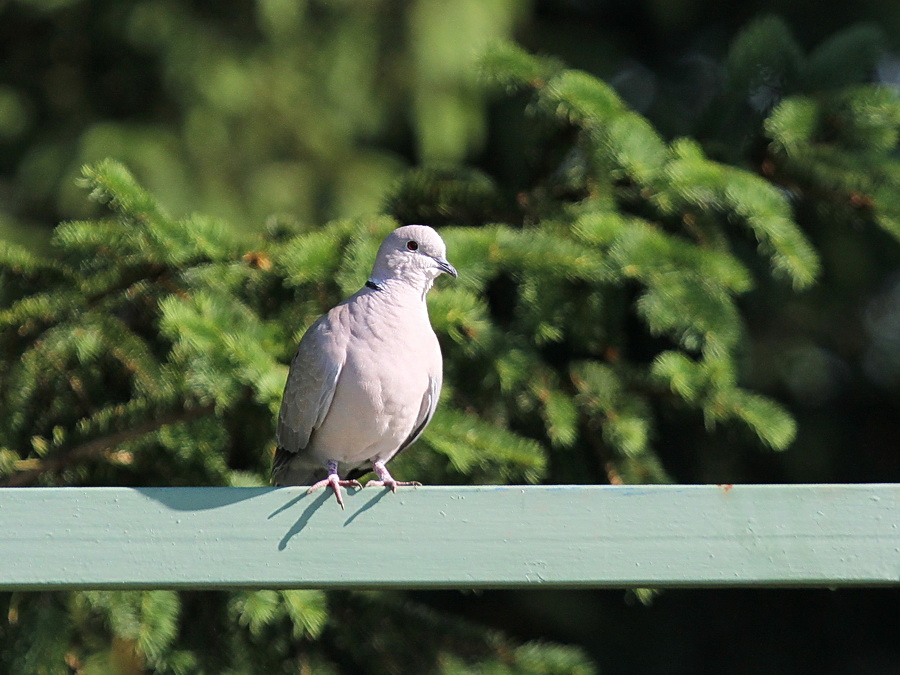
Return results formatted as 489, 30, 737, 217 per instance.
273, 224, 458, 508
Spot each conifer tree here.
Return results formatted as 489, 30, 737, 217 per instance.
0, 14, 898, 674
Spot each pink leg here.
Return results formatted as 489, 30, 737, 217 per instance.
364, 460, 422, 493
307, 460, 362, 510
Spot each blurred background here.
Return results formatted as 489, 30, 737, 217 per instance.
1, 0, 899, 673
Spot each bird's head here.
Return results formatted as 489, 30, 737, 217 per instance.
369, 225, 458, 293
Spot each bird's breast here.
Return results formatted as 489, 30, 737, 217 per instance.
305, 298, 441, 465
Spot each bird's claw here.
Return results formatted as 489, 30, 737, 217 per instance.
307, 475, 362, 509
364, 479, 422, 494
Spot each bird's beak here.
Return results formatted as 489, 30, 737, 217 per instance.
435, 257, 458, 278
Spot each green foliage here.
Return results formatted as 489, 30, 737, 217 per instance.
2, 593, 72, 675
765, 85, 900, 243
804, 24, 887, 91
452, 41, 821, 469
0, 158, 569, 669
725, 15, 803, 95
75, 591, 181, 668
0, 0, 527, 236
1, 9, 898, 674
322, 592, 597, 675
228, 589, 326, 639
478, 40, 564, 91
715, 16, 900, 247
385, 167, 510, 227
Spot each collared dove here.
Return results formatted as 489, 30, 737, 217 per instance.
274, 224, 457, 508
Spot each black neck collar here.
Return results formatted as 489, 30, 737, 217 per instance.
365, 279, 383, 291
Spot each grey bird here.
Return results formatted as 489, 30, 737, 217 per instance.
273, 224, 458, 508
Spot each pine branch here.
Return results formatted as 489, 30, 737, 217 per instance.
2, 403, 215, 487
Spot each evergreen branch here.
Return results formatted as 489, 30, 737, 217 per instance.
725, 15, 802, 95
0, 290, 84, 335
478, 40, 563, 90
541, 70, 625, 124
2, 403, 214, 487
803, 23, 886, 90
425, 407, 547, 483
78, 160, 168, 227
53, 219, 155, 264
0, 240, 70, 277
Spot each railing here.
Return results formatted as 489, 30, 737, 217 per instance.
1, 484, 897, 590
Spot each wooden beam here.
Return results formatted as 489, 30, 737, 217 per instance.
1, 484, 897, 590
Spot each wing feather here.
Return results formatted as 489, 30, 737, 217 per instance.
394, 373, 441, 458
274, 306, 350, 462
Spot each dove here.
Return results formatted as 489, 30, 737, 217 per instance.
273, 224, 457, 508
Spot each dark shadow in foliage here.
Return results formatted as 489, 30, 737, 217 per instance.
384, 166, 511, 227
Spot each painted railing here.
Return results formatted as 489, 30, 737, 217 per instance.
1, 484, 897, 590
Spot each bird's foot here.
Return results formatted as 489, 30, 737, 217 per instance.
364, 478, 422, 493
307, 474, 362, 510
365, 460, 421, 493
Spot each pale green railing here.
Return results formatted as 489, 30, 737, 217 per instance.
1, 484, 897, 590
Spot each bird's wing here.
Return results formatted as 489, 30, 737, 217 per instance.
275, 307, 349, 464
396, 372, 442, 457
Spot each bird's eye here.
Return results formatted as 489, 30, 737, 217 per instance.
406, 240, 419, 251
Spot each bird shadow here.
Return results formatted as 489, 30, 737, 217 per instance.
268, 493, 307, 520
342, 488, 391, 526
273, 487, 394, 550
275, 490, 333, 550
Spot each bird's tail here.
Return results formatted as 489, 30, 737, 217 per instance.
271, 446, 326, 487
